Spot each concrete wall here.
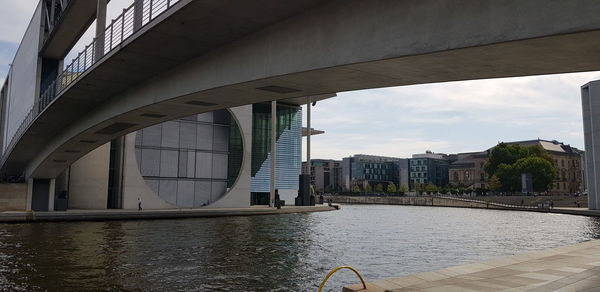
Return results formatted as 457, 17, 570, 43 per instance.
325, 195, 492, 209
582, 81, 600, 210
211, 106, 252, 208
0, 183, 27, 211
3, 2, 42, 151
122, 105, 253, 209
122, 133, 176, 210
68, 143, 110, 209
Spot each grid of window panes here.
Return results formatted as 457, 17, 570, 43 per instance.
134, 110, 242, 208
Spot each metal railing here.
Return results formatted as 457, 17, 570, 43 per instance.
318, 266, 367, 292
437, 195, 539, 209
1, 0, 181, 170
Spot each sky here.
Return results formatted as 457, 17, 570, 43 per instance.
2, 0, 600, 161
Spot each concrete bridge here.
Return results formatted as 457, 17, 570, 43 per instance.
3, 0, 600, 209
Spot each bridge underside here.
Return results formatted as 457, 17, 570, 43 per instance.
4, 0, 600, 179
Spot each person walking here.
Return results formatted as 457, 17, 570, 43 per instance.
138, 197, 143, 211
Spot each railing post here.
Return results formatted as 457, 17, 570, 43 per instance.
149, 0, 153, 20
133, 0, 143, 31
84, 44, 88, 70
121, 9, 125, 42
109, 24, 113, 50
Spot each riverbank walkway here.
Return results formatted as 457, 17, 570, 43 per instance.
0, 205, 337, 223
344, 240, 600, 292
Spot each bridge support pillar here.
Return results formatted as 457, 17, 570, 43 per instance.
581, 81, 600, 210
270, 100, 276, 207
26, 178, 56, 211
94, 0, 107, 61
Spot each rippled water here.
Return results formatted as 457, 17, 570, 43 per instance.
1, 205, 600, 291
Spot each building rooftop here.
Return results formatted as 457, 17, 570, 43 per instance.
498, 139, 583, 155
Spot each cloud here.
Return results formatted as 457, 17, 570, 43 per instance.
303, 71, 600, 160
0, 1, 38, 44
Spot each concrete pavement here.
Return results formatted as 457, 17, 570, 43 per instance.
0, 204, 338, 223
344, 240, 600, 292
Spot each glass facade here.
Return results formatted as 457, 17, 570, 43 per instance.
250, 103, 301, 204
134, 110, 242, 207
409, 158, 449, 188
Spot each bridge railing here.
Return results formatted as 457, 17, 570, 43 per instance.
1, 0, 181, 172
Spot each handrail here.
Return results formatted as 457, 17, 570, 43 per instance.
318, 266, 367, 292
1, 0, 181, 174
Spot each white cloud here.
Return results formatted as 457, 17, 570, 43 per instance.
0, 1, 38, 44
304, 71, 600, 160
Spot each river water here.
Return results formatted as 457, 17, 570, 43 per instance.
1, 204, 599, 291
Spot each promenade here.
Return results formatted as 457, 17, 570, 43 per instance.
0, 205, 337, 223
326, 195, 600, 218
344, 239, 600, 292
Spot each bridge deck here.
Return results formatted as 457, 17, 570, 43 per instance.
344, 240, 600, 292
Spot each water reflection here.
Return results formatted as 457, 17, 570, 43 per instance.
0, 205, 599, 291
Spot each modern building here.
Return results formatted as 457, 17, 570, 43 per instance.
57, 101, 311, 210
409, 151, 450, 189
342, 154, 408, 191
448, 151, 488, 189
302, 159, 343, 193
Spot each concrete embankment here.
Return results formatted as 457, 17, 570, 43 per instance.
325, 195, 492, 209
0, 205, 337, 223
325, 195, 600, 217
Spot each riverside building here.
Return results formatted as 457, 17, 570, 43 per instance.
448, 139, 585, 194
62, 101, 312, 210
302, 159, 343, 193
342, 154, 409, 192
409, 151, 450, 189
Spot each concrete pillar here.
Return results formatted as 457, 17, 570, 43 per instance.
133, 0, 144, 31
95, 0, 107, 61
48, 179, 56, 211
581, 81, 600, 210
26, 178, 33, 211
270, 100, 276, 207
306, 97, 311, 179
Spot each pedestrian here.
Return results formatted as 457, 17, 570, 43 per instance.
521, 199, 524, 206
550, 200, 554, 209
138, 197, 142, 211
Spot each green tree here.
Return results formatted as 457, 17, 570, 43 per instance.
513, 156, 555, 192
351, 185, 361, 193
414, 182, 423, 195
495, 163, 520, 192
487, 175, 501, 192
375, 183, 384, 193
425, 182, 438, 195
365, 184, 373, 193
484, 143, 526, 175
485, 143, 556, 193
387, 182, 397, 193
526, 145, 554, 165
399, 184, 408, 195
440, 186, 448, 195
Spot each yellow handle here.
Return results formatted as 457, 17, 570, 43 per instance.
318, 265, 367, 292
